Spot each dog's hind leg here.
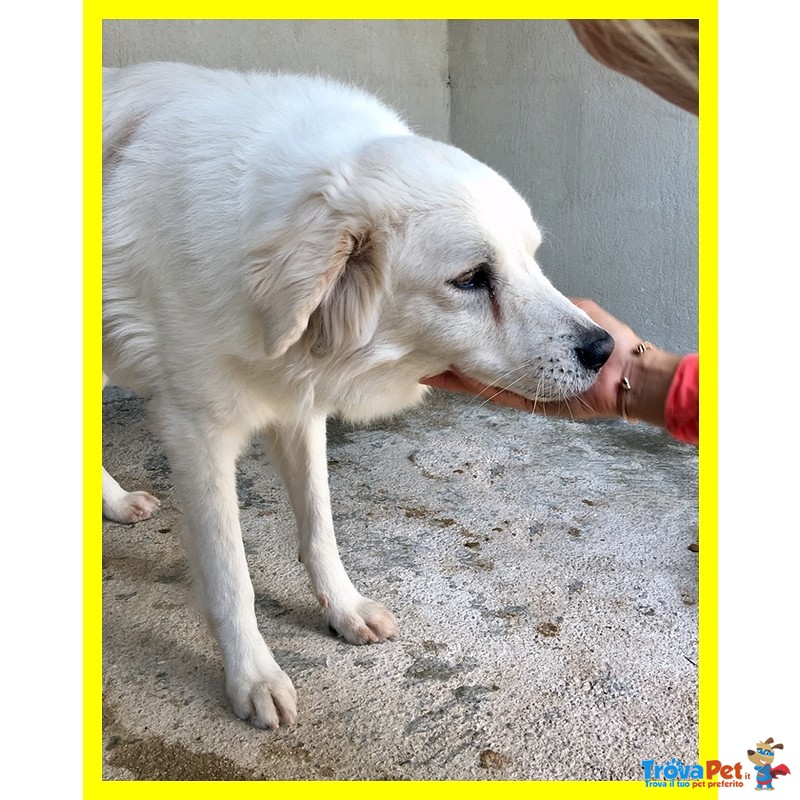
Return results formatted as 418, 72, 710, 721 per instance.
102, 373, 161, 523
265, 414, 399, 645
102, 466, 161, 523
156, 405, 297, 729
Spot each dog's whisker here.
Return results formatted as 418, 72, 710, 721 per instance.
574, 393, 596, 415
461, 362, 537, 412
462, 362, 605, 427
471, 370, 535, 412
563, 389, 576, 422
476, 361, 537, 387
532, 373, 544, 415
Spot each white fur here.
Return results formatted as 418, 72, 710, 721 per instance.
102, 62, 609, 729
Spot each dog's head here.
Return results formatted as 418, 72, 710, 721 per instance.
747, 739, 784, 766
245, 135, 612, 416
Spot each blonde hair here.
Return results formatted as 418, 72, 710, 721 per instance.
570, 19, 699, 115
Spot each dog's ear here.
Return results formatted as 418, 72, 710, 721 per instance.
244, 192, 386, 358
302, 228, 385, 356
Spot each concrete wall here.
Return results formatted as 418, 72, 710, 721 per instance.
449, 20, 698, 353
102, 20, 450, 140
103, 19, 698, 353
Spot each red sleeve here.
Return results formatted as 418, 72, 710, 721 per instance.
665, 354, 698, 445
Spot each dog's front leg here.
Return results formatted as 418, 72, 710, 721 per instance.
266, 415, 399, 644
159, 410, 297, 729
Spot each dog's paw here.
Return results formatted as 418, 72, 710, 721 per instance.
326, 597, 399, 645
103, 490, 161, 524
226, 664, 297, 730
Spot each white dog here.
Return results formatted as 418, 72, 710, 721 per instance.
102, 62, 613, 729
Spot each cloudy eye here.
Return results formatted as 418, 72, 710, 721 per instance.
449, 263, 493, 291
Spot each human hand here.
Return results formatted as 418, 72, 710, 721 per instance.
420, 298, 670, 422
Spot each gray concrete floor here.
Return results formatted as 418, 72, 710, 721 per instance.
102, 385, 698, 781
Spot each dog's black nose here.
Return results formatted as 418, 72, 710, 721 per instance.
575, 329, 615, 372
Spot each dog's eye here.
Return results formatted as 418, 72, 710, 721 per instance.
449, 264, 492, 291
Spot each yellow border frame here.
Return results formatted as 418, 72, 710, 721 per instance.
85, 4, 717, 796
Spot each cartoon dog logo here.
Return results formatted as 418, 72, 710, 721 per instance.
747, 738, 791, 790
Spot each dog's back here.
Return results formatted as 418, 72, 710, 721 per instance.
103, 63, 410, 194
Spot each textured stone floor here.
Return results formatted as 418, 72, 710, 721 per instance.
101, 385, 698, 781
